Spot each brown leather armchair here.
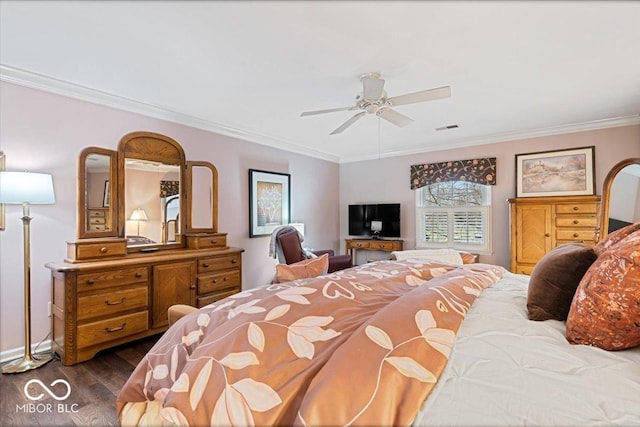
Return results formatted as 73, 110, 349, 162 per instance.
274, 226, 352, 273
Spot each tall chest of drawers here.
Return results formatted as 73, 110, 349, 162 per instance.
508, 195, 600, 275
46, 242, 243, 365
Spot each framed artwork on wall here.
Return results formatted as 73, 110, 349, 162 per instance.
515, 146, 595, 198
249, 169, 290, 237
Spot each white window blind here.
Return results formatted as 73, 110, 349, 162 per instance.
416, 181, 491, 253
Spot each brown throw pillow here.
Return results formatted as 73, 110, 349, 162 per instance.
275, 254, 329, 283
527, 243, 597, 321
566, 230, 640, 350
594, 221, 640, 256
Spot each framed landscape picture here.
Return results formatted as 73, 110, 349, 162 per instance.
249, 169, 290, 237
515, 146, 595, 197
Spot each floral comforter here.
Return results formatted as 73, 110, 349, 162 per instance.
117, 259, 505, 426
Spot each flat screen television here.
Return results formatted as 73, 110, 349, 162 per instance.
348, 203, 401, 238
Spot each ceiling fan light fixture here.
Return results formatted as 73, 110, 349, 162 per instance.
300, 73, 451, 134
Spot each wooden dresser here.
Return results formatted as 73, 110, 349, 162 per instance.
345, 239, 404, 265
57, 132, 244, 365
508, 195, 600, 275
46, 237, 242, 365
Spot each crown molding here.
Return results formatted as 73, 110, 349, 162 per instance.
0, 65, 340, 163
3, 65, 637, 165
339, 114, 640, 163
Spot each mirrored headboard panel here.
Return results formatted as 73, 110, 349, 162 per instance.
598, 157, 640, 240
78, 147, 118, 239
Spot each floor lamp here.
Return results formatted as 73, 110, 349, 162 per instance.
0, 171, 56, 374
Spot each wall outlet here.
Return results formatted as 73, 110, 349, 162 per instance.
47, 301, 52, 317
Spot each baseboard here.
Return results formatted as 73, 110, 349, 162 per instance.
0, 340, 52, 364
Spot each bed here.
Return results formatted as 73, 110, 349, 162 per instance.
118, 158, 640, 426
117, 257, 639, 426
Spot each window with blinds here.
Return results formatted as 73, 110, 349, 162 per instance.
416, 181, 491, 253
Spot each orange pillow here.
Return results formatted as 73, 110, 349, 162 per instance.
275, 254, 329, 283
566, 230, 640, 350
595, 221, 640, 255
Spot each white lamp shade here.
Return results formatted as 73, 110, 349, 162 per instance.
130, 208, 148, 221
0, 171, 56, 204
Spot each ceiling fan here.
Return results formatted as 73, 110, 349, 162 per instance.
300, 72, 451, 135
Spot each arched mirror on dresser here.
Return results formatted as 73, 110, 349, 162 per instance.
598, 157, 640, 240
47, 131, 243, 366
118, 132, 187, 248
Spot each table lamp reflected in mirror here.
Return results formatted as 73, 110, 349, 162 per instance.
130, 208, 148, 236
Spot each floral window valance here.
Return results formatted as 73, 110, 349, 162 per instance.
410, 157, 497, 190
160, 180, 180, 198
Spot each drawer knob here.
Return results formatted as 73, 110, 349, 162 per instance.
202, 263, 210, 268
87, 279, 95, 285
135, 272, 143, 278
100, 247, 108, 253
231, 259, 237, 264
105, 297, 126, 306
573, 220, 579, 224
213, 279, 218, 283
545, 233, 550, 237
105, 323, 126, 333
211, 240, 217, 245
573, 233, 579, 238
223, 277, 228, 281
573, 206, 579, 211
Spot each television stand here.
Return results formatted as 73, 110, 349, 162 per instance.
344, 238, 403, 265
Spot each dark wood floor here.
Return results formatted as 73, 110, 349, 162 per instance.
0, 336, 159, 426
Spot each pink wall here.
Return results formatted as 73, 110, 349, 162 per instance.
2, 80, 638, 357
340, 125, 640, 267
0, 82, 340, 355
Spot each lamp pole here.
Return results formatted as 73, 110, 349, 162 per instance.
2, 203, 52, 373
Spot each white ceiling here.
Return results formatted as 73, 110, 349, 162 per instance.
1, 1, 639, 163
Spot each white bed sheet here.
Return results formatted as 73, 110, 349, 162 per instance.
415, 272, 640, 427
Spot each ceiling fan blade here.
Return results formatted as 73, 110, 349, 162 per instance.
330, 111, 367, 135
362, 74, 385, 100
300, 106, 356, 117
387, 85, 451, 106
376, 108, 414, 127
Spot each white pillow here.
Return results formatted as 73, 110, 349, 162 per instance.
391, 249, 463, 265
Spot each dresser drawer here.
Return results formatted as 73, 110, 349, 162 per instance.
348, 240, 370, 249
369, 241, 394, 250
198, 270, 240, 294
88, 225, 106, 232
555, 229, 596, 241
77, 286, 148, 321
77, 266, 148, 292
198, 254, 241, 274
555, 203, 598, 214
88, 210, 106, 218
89, 217, 106, 225
555, 216, 597, 228
77, 311, 148, 348
73, 241, 127, 260
197, 289, 240, 308
187, 234, 227, 250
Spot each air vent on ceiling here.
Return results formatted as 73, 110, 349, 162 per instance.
436, 124, 459, 131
